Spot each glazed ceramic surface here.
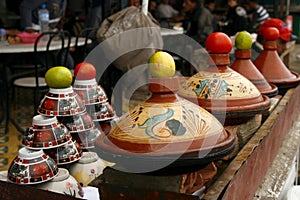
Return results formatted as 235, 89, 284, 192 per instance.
71, 127, 102, 149
178, 44, 270, 125
96, 119, 114, 135
38, 87, 86, 116
57, 111, 94, 133
253, 40, 300, 89
44, 139, 83, 165
0, 171, 8, 181
73, 78, 108, 105
86, 102, 116, 122
7, 147, 58, 185
36, 168, 84, 198
69, 152, 105, 186
179, 70, 261, 100
230, 49, 278, 97
97, 77, 235, 157
23, 115, 71, 149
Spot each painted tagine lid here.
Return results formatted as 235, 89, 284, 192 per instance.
96, 76, 236, 168
178, 32, 270, 125
230, 31, 278, 98
253, 27, 300, 90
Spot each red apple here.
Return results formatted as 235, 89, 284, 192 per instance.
74, 62, 97, 80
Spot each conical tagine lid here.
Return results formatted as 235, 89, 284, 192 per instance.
96, 52, 235, 171
253, 27, 300, 90
230, 31, 278, 98
178, 32, 270, 125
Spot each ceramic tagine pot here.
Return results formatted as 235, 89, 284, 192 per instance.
178, 32, 270, 125
253, 27, 300, 91
230, 31, 278, 98
95, 51, 236, 171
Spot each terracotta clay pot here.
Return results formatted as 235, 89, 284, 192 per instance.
253, 37, 300, 90
231, 49, 278, 97
178, 33, 270, 125
96, 76, 236, 170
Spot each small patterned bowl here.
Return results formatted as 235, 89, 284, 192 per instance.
73, 78, 108, 105
86, 102, 116, 122
70, 127, 102, 149
44, 139, 82, 165
35, 168, 84, 198
38, 87, 86, 116
57, 111, 94, 133
7, 147, 58, 185
69, 152, 105, 186
23, 115, 71, 149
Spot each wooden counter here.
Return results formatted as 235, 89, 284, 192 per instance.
204, 86, 300, 199
92, 85, 300, 200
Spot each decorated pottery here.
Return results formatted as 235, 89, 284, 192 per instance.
96, 76, 235, 169
38, 87, 86, 116
23, 115, 71, 149
7, 147, 58, 185
178, 32, 270, 125
231, 48, 278, 98
0, 171, 8, 182
97, 119, 114, 135
71, 127, 102, 149
253, 27, 300, 90
36, 168, 84, 198
69, 152, 105, 186
73, 78, 108, 105
86, 102, 116, 122
44, 139, 82, 165
57, 111, 94, 133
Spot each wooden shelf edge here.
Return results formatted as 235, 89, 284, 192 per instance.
204, 85, 300, 200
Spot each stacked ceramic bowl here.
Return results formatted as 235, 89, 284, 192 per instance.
37, 86, 98, 150
23, 115, 82, 166
73, 78, 116, 135
7, 147, 58, 185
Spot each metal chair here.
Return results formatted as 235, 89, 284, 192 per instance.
73, 27, 99, 64
4, 30, 71, 133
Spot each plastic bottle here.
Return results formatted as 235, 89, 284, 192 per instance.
38, 3, 49, 41
0, 28, 6, 41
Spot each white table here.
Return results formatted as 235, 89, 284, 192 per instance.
160, 28, 184, 37
0, 36, 90, 134
0, 37, 88, 53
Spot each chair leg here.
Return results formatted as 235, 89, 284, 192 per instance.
4, 87, 10, 134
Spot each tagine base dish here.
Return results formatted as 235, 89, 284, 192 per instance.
95, 130, 235, 171
263, 83, 279, 98
270, 71, 300, 89
95, 139, 235, 172
194, 95, 271, 125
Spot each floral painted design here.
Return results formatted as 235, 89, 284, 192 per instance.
63, 182, 84, 197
